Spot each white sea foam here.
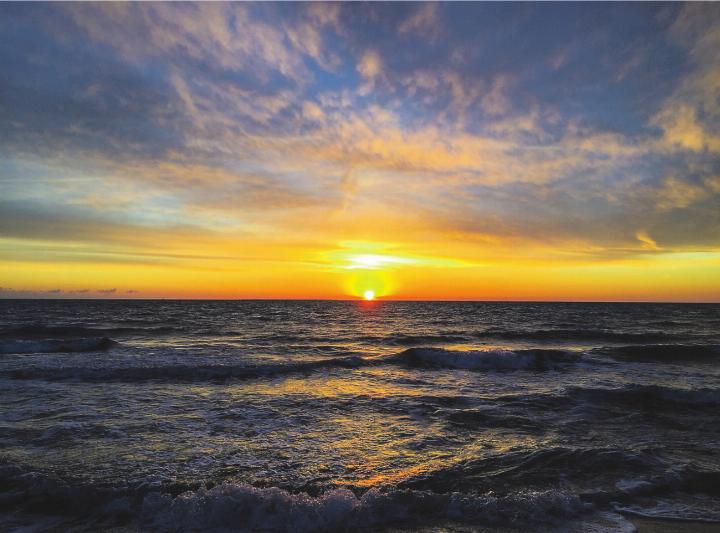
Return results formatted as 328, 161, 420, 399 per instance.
140, 483, 588, 532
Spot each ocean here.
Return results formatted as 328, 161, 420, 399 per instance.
0, 300, 719, 532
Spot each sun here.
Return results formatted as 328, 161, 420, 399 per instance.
363, 290, 375, 301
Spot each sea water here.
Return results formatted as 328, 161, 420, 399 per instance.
1, 300, 719, 531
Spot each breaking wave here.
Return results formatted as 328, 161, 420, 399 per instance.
139, 484, 588, 532
387, 347, 580, 371
0, 460, 589, 532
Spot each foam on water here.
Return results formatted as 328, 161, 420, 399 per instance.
140, 484, 590, 532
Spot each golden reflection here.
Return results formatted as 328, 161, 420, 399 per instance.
227, 374, 543, 490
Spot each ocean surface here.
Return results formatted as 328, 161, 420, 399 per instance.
1, 300, 719, 532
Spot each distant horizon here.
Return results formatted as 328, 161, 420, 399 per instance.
2, 297, 719, 304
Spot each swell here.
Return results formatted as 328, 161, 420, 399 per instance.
1, 347, 582, 382
593, 343, 720, 362
6, 343, 717, 382
0, 337, 116, 355
363, 333, 471, 346
400, 445, 720, 502
492, 384, 720, 412
0, 324, 177, 339
2, 356, 368, 382
568, 384, 720, 408
400, 446, 666, 494
475, 328, 685, 343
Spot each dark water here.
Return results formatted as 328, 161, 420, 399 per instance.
1, 300, 719, 532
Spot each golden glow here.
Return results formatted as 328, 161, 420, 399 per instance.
2, 245, 719, 301
2, 235, 720, 302
363, 289, 375, 301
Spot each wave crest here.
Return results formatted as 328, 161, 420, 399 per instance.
140, 483, 587, 532
388, 347, 579, 371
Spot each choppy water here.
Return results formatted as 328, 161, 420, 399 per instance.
1, 300, 719, 532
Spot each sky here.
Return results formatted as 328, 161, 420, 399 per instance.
1, 2, 719, 301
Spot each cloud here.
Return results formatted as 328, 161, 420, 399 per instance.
302, 101, 325, 122
653, 104, 719, 152
652, 4, 720, 154
357, 50, 382, 80
1, 1, 719, 275
0, 287, 64, 297
481, 75, 514, 116
636, 231, 661, 251
398, 3, 441, 41
655, 176, 709, 211
0, 286, 141, 298
63, 3, 312, 83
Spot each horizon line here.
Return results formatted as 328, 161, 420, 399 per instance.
1, 297, 718, 304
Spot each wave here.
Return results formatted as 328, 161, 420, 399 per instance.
0, 460, 589, 532
594, 344, 720, 362
475, 328, 684, 343
442, 407, 544, 431
0, 337, 116, 355
1, 346, 581, 381
387, 347, 579, 371
3, 457, 716, 530
490, 384, 720, 413
615, 498, 720, 523
400, 446, 671, 495
3, 356, 368, 382
367, 333, 471, 346
139, 484, 588, 532
0, 324, 177, 339
569, 384, 720, 408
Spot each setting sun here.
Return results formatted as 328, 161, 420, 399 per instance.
363, 290, 375, 301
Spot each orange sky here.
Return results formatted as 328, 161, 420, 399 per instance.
3, 241, 719, 302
